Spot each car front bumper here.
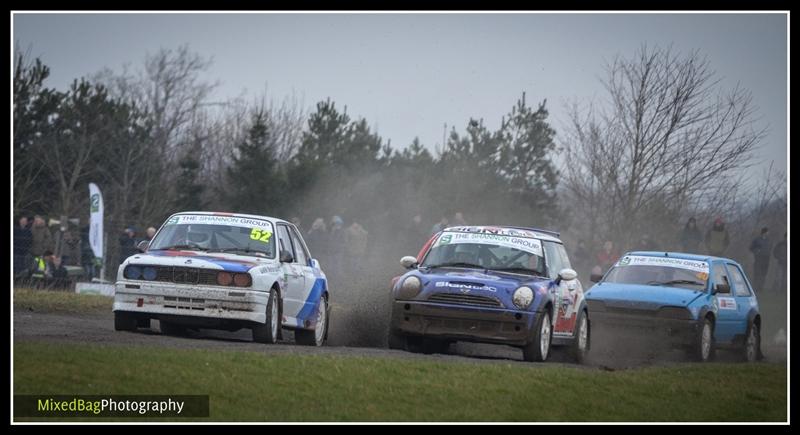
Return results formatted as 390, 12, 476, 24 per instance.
113, 280, 270, 325
390, 300, 542, 346
589, 311, 702, 346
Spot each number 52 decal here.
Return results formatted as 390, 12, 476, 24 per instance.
250, 228, 273, 242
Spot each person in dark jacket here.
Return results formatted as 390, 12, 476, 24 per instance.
14, 216, 32, 277
30, 215, 54, 257
679, 217, 702, 253
773, 232, 787, 292
118, 227, 140, 267
704, 218, 730, 257
80, 225, 96, 280
749, 227, 772, 292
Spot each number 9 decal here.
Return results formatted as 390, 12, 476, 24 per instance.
250, 228, 273, 242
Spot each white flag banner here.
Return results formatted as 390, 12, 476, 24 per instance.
88, 183, 104, 259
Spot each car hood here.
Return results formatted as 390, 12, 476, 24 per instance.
585, 283, 705, 309
125, 250, 274, 273
416, 267, 548, 296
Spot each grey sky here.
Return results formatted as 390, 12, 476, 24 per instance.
13, 12, 787, 183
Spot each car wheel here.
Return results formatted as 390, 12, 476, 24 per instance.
253, 289, 280, 344
387, 329, 407, 350
691, 317, 715, 362
743, 321, 761, 363
296, 296, 328, 346
571, 310, 590, 364
114, 311, 137, 331
523, 310, 552, 362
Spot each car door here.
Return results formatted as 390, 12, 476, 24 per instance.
725, 262, 756, 338
710, 261, 738, 343
544, 241, 579, 336
276, 224, 306, 324
288, 225, 326, 326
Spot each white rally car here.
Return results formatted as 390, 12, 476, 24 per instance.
113, 211, 330, 346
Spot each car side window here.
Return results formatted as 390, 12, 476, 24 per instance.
726, 264, 752, 297
711, 263, 731, 294
556, 244, 573, 270
289, 226, 309, 266
276, 225, 296, 262
543, 241, 563, 280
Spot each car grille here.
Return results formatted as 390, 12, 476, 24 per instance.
605, 306, 658, 317
152, 266, 219, 285
427, 293, 502, 308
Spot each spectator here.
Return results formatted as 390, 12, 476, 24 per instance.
595, 240, 620, 273
678, 217, 702, 253
305, 217, 329, 259
572, 239, 593, 279
14, 216, 32, 277
60, 229, 82, 267
749, 227, 772, 292
431, 215, 449, 235
344, 221, 369, 270
405, 214, 428, 255
704, 217, 730, 257
327, 216, 345, 281
773, 232, 787, 292
145, 227, 157, 241
30, 215, 54, 257
119, 227, 140, 266
637, 234, 658, 251
80, 225, 97, 280
452, 211, 467, 227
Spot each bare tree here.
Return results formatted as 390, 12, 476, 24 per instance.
563, 45, 767, 246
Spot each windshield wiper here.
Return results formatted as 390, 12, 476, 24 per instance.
208, 247, 270, 257
489, 267, 544, 277
158, 245, 205, 251
425, 262, 486, 270
647, 279, 705, 287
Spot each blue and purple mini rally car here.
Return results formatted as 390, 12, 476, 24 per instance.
388, 226, 589, 363
585, 251, 762, 362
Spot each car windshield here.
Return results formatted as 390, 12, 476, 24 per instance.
421, 232, 546, 277
603, 256, 709, 291
149, 214, 275, 258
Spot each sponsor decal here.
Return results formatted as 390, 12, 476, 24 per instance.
90, 194, 100, 213
433, 231, 543, 256
434, 281, 497, 292
167, 214, 273, 231
447, 226, 538, 239
616, 255, 709, 274
249, 228, 273, 243
259, 265, 282, 274
717, 297, 737, 310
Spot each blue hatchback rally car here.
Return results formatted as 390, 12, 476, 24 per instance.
388, 226, 589, 363
585, 252, 762, 362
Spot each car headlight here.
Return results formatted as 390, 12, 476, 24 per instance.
396, 276, 422, 299
124, 265, 142, 280
513, 286, 534, 309
142, 266, 157, 281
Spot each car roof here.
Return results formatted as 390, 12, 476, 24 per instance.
442, 225, 563, 243
625, 251, 741, 265
172, 211, 289, 225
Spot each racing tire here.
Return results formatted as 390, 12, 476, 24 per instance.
387, 330, 407, 350
114, 311, 137, 331
296, 296, 328, 346
160, 320, 187, 336
523, 310, 552, 362
137, 318, 151, 329
742, 320, 762, 363
691, 317, 716, 362
570, 310, 590, 364
252, 289, 280, 344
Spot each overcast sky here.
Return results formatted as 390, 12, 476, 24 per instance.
13, 12, 788, 184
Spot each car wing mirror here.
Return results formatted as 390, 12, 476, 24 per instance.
590, 273, 604, 283
279, 250, 294, 263
136, 240, 149, 252
400, 256, 418, 269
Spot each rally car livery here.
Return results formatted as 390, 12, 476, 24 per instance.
388, 226, 589, 363
113, 211, 330, 346
585, 251, 762, 362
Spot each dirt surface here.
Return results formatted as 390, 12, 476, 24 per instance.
13, 308, 786, 370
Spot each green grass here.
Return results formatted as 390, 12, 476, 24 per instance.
13, 342, 786, 422
13, 287, 112, 314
